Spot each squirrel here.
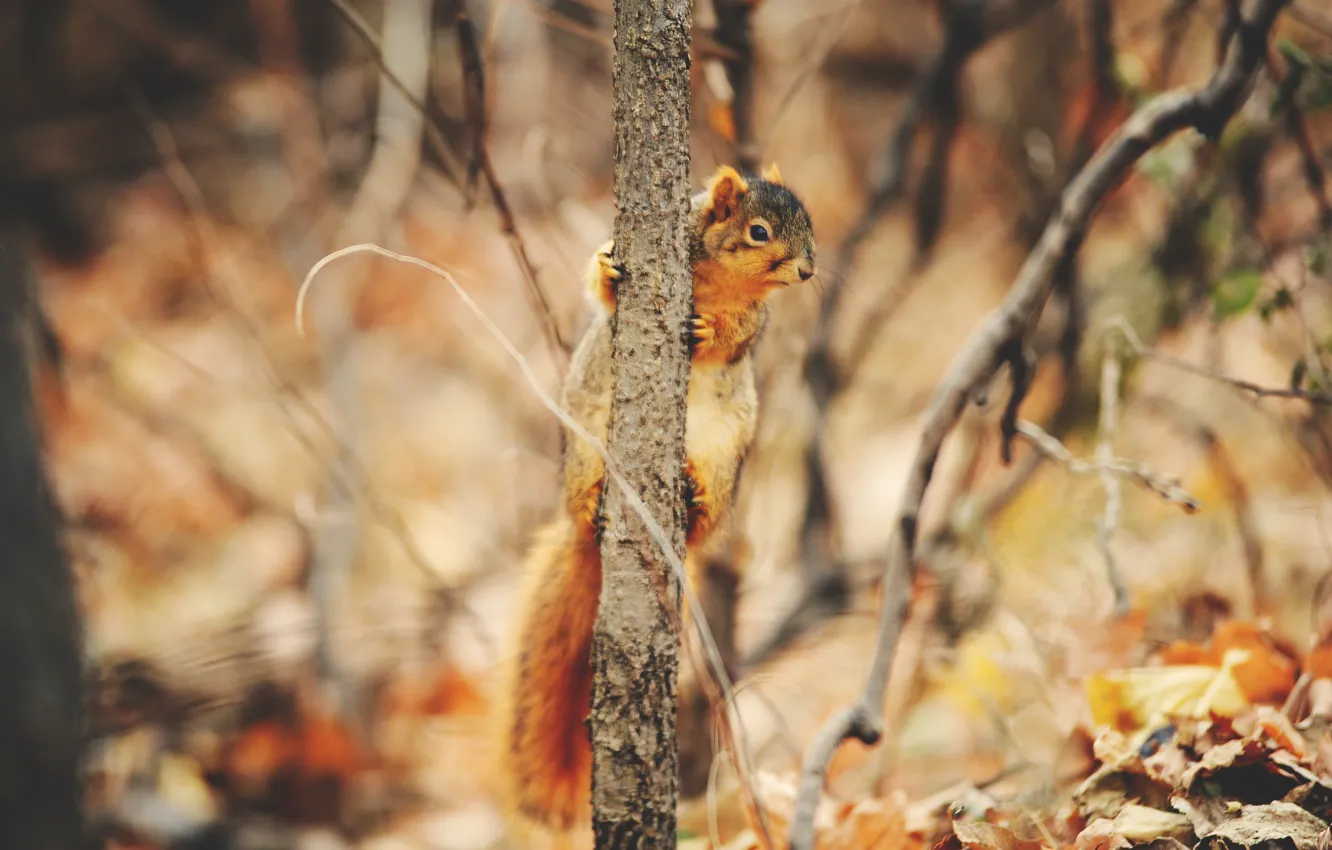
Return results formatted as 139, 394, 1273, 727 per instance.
499, 163, 816, 836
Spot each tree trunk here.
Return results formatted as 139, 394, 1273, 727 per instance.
0, 231, 86, 850
589, 0, 693, 844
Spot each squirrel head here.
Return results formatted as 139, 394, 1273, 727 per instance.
694, 163, 817, 290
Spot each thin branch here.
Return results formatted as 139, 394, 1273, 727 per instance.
787, 2, 1289, 846
455, 12, 570, 367
458, 11, 487, 202
324, 0, 569, 368
785, 0, 1056, 609
1095, 353, 1129, 612
1139, 395, 1268, 612
1112, 316, 1332, 405
1012, 421, 1204, 511
131, 93, 493, 668
294, 244, 770, 841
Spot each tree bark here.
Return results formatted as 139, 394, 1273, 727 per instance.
0, 230, 86, 850
589, 0, 692, 845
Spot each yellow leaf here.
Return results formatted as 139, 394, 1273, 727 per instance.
1086, 658, 1248, 731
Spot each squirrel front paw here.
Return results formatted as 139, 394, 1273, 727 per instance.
685, 313, 717, 355
591, 240, 625, 311
683, 463, 713, 543
572, 480, 607, 539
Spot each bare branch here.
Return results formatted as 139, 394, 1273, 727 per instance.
1095, 353, 1128, 611
838, 0, 1056, 269
787, 2, 1290, 846
455, 13, 570, 367
1017, 419, 1200, 513
323, 0, 569, 369
1112, 317, 1332, 405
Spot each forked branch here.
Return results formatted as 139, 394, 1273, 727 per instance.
786, 2, 1290, 846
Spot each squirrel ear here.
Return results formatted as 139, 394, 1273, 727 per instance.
705, 165, 748, 224
762, 162, 784, 185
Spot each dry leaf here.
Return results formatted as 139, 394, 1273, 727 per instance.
1198, 802, 1328, 850
1212, 623, 1299, 706
952, 820, 1046, 850
1086, 662, 1248, 732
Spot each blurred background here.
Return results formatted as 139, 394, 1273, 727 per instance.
7, 0, 1332, 847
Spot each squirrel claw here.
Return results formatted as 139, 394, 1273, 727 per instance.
683, 467, 707, 510
686, 313, 717, 354
596, 242, 624, 285
683, 466, 711, 542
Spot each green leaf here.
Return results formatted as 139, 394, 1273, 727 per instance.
1279, 40, 1313, 71
1212, 269, 1263, 320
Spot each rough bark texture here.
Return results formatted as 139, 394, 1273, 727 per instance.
589, 0, 693, 845
0, 231, 86, 850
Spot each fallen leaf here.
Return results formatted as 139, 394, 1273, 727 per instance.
1106, 804, 1194, 843
1086, 662, 1248, 733
1285, 782, 1332, 823
828, 796, 911, 850
1212, 623, 1299, 706
1198, 802, 1327, 850
1173, 793, 1235, 836
952, 820, 1045, 850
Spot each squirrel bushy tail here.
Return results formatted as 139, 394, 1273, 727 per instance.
499, 516, 601, 833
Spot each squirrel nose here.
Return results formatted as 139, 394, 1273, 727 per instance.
797, 263, 814, 282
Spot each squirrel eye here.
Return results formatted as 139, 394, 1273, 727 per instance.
748, 224, 770, 243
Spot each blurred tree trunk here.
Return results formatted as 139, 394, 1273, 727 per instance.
589, 0, 692, 844
0, 230, 86, 849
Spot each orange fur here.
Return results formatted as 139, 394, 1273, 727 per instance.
500, 518, 601, 834
503, 163, 816, 839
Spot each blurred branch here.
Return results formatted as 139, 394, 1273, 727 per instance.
787, 1, 1290, 845
1157, 0, 1203, 88
713, 0, 757, 171
762, 0, 1059, 668
1140, 395, 1268, 612
305, 0, 435, 716
1219, 0, 1244, 66
1095, 354, 1129, 611
791, 0, 1055, 580
125, 18, 498, 690
1271, 50, 1332, 231
519, 0, 744, 60
1090, 0, 1116, 98
1112, 317, 1332, 405
324, 0, 465, 186
1291, 0, 1332, 39
838, 0, 1056, 270
455, 12, 570, 366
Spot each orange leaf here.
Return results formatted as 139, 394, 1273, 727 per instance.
1157, 641, 1217, 667
1307, 644, 1332, 679
1212, 621, 1298, 705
